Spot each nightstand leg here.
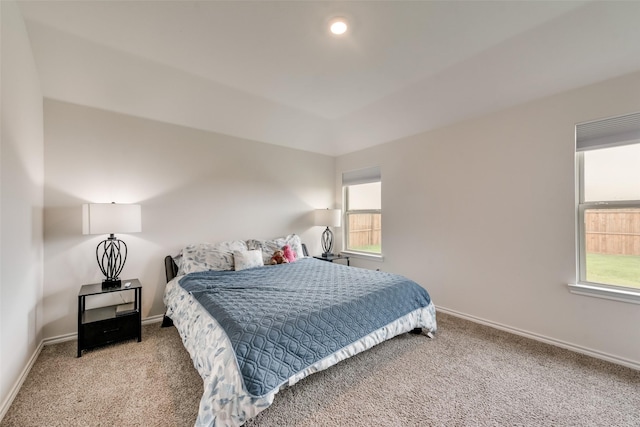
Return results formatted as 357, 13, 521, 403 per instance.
77, 295, 84, 357
137, 287, 142, 342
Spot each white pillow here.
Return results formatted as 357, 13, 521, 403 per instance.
234, 250, 264, 271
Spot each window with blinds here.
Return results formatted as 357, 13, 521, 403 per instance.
342, 166, 382, 255
576, 112, 640, 294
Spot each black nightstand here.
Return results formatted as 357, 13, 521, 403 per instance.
313, 254, 350, 266
77, 279, 142, 357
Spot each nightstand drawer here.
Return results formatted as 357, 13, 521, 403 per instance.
82, 315, 138, 348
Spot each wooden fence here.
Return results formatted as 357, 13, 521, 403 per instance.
347, 214, 381, 249
585, 209, 640, 256
346, 210, 640, 255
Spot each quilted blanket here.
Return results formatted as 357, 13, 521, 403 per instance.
179, 258, 433, 398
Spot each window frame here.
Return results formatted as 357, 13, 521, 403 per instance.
571, 129, 640, 304
343, 181, 383, 258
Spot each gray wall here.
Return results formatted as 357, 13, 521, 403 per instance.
337, 70, 640, 368
43, 99, 335, 339
0, 0, 44, 414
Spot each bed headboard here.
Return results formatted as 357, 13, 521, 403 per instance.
164, 255, 178, 283
164, 243, 309, 284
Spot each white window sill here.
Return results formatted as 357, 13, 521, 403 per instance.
341, 251, 384, 262
568, 283, 640, 304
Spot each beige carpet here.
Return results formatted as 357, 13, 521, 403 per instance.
2, 313, 638, 426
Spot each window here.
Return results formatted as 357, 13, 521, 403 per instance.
343, 167, 381, 255
574, 112, 640, 302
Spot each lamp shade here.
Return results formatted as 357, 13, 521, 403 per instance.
82, 203, 142, 235
314, 209, 341, 228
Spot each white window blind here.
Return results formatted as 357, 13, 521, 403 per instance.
576, 111, 640, 152
342, 166, 381, 186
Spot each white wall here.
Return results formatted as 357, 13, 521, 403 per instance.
0, 0, 44, 414
43, 100, 335, 339
337, 70, 640, 367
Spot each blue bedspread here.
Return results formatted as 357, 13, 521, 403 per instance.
179, 258, 432, 397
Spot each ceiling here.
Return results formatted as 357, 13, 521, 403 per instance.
17, 1, 640, 156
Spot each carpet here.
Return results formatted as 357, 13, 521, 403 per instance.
2, 313, 638, 426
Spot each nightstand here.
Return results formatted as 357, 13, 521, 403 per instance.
77, 279, 142, 357
313, 254, 350, 266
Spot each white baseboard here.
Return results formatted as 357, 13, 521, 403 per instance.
436, 305, 640, 371
43, 332, 76, 345
143, 314, 164, 325
0, 341, 43, 422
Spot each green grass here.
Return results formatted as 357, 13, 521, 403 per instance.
586, 253, 640, 289
348, 244, 381, 254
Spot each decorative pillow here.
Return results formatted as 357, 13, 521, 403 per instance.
282, 245, 296, 263
246, 239, 281, 265
178, 240, 248, 275
246, 234, 305, 264
284, 234, 305, 259
234, 250, 264, 271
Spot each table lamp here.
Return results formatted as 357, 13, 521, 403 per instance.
314, 208, 341, 257
82, 203, 142, 289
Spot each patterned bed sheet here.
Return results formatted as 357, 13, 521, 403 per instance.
164, 264, 437, 427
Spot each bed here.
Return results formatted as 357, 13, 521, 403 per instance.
163, 237, 437, 426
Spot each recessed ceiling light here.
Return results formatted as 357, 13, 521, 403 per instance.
330, 18, 348, 35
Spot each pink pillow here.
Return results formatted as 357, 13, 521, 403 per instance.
282, 245, 297, 263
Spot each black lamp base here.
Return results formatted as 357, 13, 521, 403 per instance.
102, 279, 121, 290
321, 227, 334, 257
97, 235, 127, 290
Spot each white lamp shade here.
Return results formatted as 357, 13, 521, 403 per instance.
314, 209, 341, 228
82, 203, 142, 235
